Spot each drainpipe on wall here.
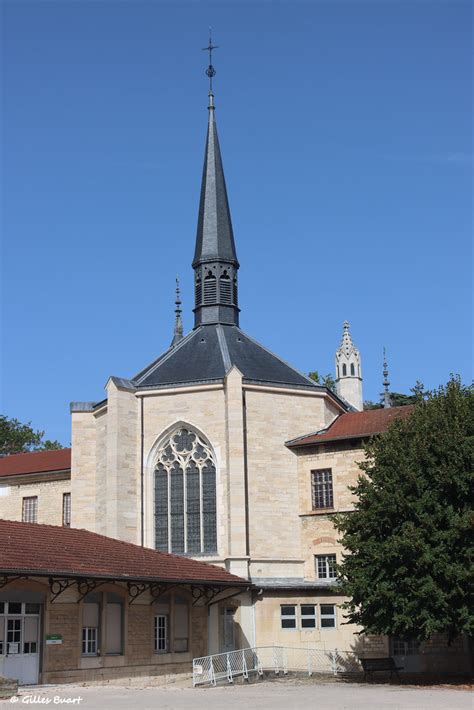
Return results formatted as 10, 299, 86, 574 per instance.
242, 390, 250, 559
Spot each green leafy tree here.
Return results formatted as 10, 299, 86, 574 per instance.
0, 415, 63, 456
364, 381, 428, 410
308, 370, 336, 392
335, 376, 474, 642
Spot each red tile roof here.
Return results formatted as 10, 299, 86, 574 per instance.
287, 406, 414, 448
0, 449, 71, 478
0, 519, 247, 587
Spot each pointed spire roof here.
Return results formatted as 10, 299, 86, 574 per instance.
170, 278, 184, 347
192, 92, 239, 268
338, 321, 358, 358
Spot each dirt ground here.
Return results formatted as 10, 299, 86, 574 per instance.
2, 676, 472, 710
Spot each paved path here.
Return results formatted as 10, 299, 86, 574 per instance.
3, 679, 472, 710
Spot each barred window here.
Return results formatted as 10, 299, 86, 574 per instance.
62, 492, 71, 527
311, 469, 334, 509
22, 496, 38, 524
82, 627, 97, 655
82, 600, 99, 655
154, 428, 217, 555
315, 554, 337, 579
154, 614, 168, 653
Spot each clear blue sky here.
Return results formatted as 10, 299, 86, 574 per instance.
1, 0, 472, 445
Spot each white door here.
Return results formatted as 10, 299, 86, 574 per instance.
220, 607, 235, 653
3, 614, 40, 684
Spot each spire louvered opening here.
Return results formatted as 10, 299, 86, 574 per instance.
219, 271, 231, 304
195, 276, 202, 307
203, 272, 217, 304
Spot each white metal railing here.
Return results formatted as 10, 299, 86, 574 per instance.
192, 646, 361, 686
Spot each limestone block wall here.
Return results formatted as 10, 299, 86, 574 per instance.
244, 388, 332, 563
254, 590, 358, 651
142, 386, 229, 555
295, 444, 365, 579
71, 411, 98, 531
0, 477, 70, 526
104, 382, 139, 542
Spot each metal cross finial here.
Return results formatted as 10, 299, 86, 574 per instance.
202, 28, 219, 93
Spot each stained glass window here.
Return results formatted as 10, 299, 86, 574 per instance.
154, 428, 217, 555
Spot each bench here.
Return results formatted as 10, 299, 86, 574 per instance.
360, 657, 403, 682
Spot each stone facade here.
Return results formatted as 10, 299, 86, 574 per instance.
0, 475, 70, 527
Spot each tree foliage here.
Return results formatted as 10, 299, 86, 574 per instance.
308, 370, 336, 392
363, 381, 428, 410
0, 415, 63, 456
335, 376, 474, 642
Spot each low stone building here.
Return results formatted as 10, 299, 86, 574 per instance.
0, 519, 248, 684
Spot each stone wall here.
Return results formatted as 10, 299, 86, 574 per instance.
0, 477, 70, 526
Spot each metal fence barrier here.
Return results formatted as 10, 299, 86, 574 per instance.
192, 646, 361, 687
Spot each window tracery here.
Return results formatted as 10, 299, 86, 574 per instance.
154, 428, 217, 555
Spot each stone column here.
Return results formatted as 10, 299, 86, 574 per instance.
105, 378, 139, 543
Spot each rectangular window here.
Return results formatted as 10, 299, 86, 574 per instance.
154, 615, 168, 652
311, 469, 334, 509
392, 637, 420, 656
82, 627, 97, 655
280, 605, 297, 629
316, 554, 337, 579
300, 604, 316, 629
82, 602, 99, 655
62, 492, 71, 527
320, 604, 336, 628
22, 496, 38, 523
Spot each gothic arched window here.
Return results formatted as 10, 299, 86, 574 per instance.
154, 428, 217, 555
350, 363, 355, 376
342, 364, 347, 376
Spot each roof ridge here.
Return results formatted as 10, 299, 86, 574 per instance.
133, 328, 199, 385
216, 324, 232, 372
0, 448, 71, 460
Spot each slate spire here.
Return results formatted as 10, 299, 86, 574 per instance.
193, 38, 240, 328
171, 278, 184, 347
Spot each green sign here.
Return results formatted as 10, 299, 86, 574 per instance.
46, 634, 63, 645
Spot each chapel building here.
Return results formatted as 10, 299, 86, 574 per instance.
0, 72, 470, 685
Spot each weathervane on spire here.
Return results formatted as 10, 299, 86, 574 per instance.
202, 28, 218, 94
